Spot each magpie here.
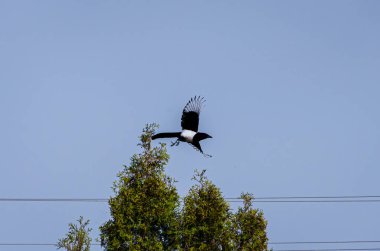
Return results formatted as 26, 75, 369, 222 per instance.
152, 96, 212, 157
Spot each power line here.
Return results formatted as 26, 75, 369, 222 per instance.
24, 241, 380, 245
0, 243, 101, 246
2, 196, 380, 203
241, 200, 380, 203
2, 242, 380, 249
273, 249, 380, 251
270, 241, 380, 245
0, 198, 108, 202
1, 241, 380, 245
0, 243, 57, 246
252, 195, 380, 200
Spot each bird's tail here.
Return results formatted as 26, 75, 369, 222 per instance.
152, 132, 181, 140
191, 141, 212, 158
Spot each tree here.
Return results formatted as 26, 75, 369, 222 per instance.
99, 124, 180, 250
231, 193, 269, 251
57, 216, 92, 251
98, 123, 269, 251
181, 170, 232, 250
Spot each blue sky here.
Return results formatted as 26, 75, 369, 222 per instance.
1, 1, 380, 250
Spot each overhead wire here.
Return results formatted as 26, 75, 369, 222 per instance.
2, 241, 380, 250
271, 241, 380, 245
272, 249, 380, 251
1, 240, 380, 245
1, 195, 380, 203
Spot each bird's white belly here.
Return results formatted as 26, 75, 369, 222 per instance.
181, 130, 196, 143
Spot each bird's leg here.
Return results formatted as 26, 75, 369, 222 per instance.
171, 139, 180, 147
203, 153, 212, 158
191, 142, 212, 157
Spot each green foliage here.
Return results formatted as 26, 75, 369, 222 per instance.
98, 123, 269, 251
231, 193, 269, 251
57, 216, 92, 251
99, 124, 180, 251
181, 170, 232, 250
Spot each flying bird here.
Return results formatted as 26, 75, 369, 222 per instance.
152, 96, 212, 157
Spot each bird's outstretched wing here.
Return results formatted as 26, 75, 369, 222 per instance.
181, 96, 205, 132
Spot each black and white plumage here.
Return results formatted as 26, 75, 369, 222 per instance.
152, 96, 212, 157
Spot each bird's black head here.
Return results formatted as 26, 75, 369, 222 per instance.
195, 132, 212, 142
